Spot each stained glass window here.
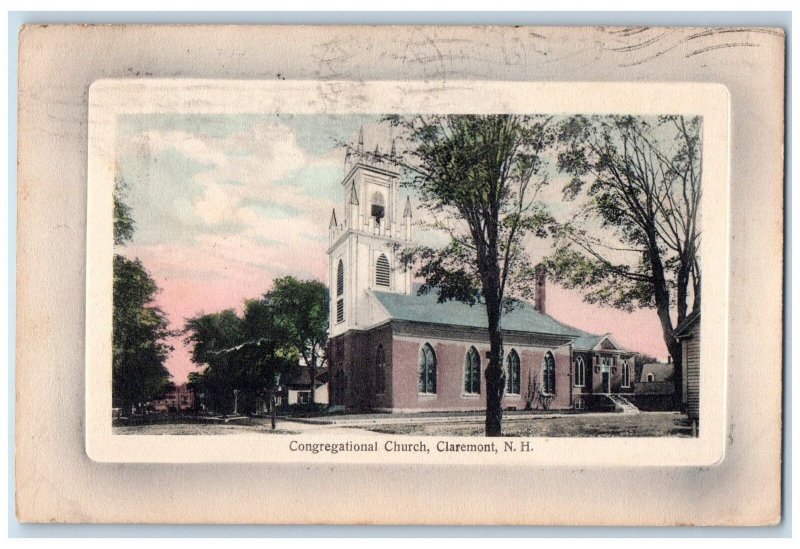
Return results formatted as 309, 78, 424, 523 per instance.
543, 352, 556, 394
418, 343, 437, 394
506, 349, 521, 394
464, 347, 481, 394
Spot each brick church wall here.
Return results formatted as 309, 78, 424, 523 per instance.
331, 322, 628, 413
389, 331, 574, 412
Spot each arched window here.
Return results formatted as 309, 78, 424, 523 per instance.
542, 352, 556, 395
647, 373, 655, 382
622, 359, 632, 388
574, 356, 586, 387
375, 345, 386, 395
371, 191, 385, 225
418, 343, 437, 394
335, 259, 344, 323
506, 349, 521, 395
464, 347, 481, 395
375, 254, 391, 287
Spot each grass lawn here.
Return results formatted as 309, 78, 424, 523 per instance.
366, 412, 694, 437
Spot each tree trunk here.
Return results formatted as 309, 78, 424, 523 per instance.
308, 352, 316, 405
649, 236, 683, 403
484, 290, 505, 437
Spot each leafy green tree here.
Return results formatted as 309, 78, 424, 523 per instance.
183, 300, 301, 415
386, 115, 555, 436
262, 277, 329, 404
547, 115, 701, 400
183, 310, 245, 414
112, 177, 174, 413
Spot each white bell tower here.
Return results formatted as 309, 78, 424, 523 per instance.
327, 130, 413, 337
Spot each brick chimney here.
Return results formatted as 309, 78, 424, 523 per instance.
534, 265, 547, 315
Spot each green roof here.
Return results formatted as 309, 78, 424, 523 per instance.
372, 289, 591, 338
570, 334, 605, 351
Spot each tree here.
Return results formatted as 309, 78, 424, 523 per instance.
112, 177, 174, 413
547, 115, 701, 400
262, 277, 329, 404
386, 115, 555, 436
113, 255, 175, 412
183, 300, 302, 415
183, 310, 245, 414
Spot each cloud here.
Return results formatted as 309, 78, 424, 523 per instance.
116, 116, 352, 382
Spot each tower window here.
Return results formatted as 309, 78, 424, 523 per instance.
375, 254, 391, 287
336, 299, 344, 324
370, 191, 385, 225
336, 260, 344, 297
335, 259, 344, 324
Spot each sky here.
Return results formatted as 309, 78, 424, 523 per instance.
115, 114, 670, 384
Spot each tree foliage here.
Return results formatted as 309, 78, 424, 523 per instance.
112, 178, 174, 411
546, 115, 702, 398
385, 114, 555, 436
262, 277, 329, 403
182, 278, 327, 414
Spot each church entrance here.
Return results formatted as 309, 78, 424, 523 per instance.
600, 357, 612, 393
602, 371, 611, 394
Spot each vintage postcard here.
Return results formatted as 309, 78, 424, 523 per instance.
85, 79, 727, 466
17, 25, 783, 525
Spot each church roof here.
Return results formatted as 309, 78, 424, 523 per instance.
372, 289, 590, 338
674, 310, 700, 338
570, 334, 605, 351
570, 333, 628, 352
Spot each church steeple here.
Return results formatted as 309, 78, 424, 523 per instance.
327, 137, 413, 337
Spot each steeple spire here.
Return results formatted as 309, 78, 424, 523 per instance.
403, 196, 413, 218
390, 139, 396, 160
329, 208, 338, 228
357, 126, 364, 154
349, 185, 359, 205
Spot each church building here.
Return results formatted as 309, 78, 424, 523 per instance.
326, 136, 636, 413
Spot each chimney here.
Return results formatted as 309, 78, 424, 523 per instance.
534, 264, 547, 315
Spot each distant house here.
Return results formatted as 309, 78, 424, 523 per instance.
638, 362, 675, 390
674, 311, 700, 426
634, 362, 676, 410
282, 366, 329, 406
150, 383, 195, 413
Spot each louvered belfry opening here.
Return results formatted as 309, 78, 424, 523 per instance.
336, 259, 344, 323
375, 254, 391, 287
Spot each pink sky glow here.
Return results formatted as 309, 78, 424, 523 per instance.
142, 264, 668, 385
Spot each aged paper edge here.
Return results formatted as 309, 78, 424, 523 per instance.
16, 24, 784, 526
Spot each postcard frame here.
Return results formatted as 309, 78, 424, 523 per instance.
16, 24, 784, 526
